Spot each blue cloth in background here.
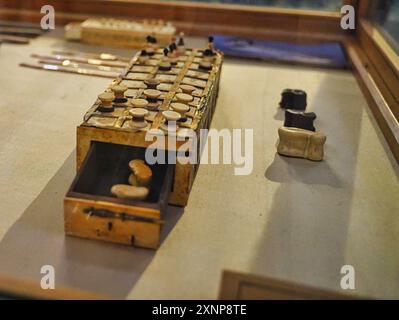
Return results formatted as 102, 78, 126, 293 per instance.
213, 35, 348, 69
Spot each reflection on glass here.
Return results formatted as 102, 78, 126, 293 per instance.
168, 0, 343, 11
369, 0, 399, 53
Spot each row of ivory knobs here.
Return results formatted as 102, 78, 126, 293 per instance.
97, 84, 197, 129
98, 83, 196, 107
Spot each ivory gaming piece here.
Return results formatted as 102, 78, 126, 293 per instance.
111, 84, 128, 103
277, 127, 326, 161
171, 102, 190, 117
111, 184, 149, 200
175, 93, 193, 104
179, 84, 196, 95
131, 98, 149, 109
98, 92, 115, 112
128, 159, 152, 187
161, 110, 181, 132
144, 89, 161, 101
129, 108, 149, 129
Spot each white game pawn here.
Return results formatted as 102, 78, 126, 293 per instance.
161, 110, 181, 132
129, 108, 149, 129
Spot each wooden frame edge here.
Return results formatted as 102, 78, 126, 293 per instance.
0, 273, 111, 300
0, 0, 347, 42
345, 40, 399, 163
218, 270, 365, 300
359, 19, 399, 78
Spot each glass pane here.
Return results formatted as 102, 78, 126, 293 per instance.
369, 0, 399, 53
164, 0, 343, 11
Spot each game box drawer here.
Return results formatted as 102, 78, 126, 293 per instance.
64, 141, 174, 249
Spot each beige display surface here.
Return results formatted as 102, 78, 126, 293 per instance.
0, 31, 398, 299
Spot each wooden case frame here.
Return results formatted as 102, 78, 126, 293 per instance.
65, 142, 174, 249
76, 49, 223, 206
64, 48, 223, 249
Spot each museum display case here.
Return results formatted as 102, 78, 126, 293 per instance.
0, 0, 398, 301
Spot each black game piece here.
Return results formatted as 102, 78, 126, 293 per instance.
204, 35, 216, 56
279, 89, 307, 111
113, 97, 128, 104
178, 34, 184, 46
146, 35, 157, 44
98, 105, 114, 113
159, 48, 172, 71
168, 44, 178, 66
284, 110, 317, 132
144, 78, 160, 89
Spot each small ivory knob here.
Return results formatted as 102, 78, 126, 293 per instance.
175, 93, 193, 104
144, 78, 160, 89
111, 84, 128, 99
159, 61, 171, 71
144, 89, 162, 100
199, 60, 212, 70
180, 84, 195, 94
131, 98, 149, 109
129, 108, 149, 119
162, 110, 181, 122
171, 102, 190, 115
98, 92, 115, 107
111, 184, 149, 201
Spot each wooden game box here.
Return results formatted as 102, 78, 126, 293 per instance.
64, 46, 223, 249
65, 18, 176, 49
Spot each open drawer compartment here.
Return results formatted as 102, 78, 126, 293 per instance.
64, 142, 174, 249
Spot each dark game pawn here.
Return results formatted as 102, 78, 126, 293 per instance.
178, 33, 185, 47
279, 89, 307, 111
144, 78, 160, 89
168, 44, 178, 65
159, 48, 172, 71
97, 92, 115, 113
204, 36, 216, 56
284, 110, 317, 132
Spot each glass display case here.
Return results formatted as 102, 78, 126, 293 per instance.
369, 0, 399, 53
165, 0, 343, 11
